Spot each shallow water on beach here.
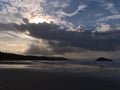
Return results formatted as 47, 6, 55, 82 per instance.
0, 59, 120, 72
0, 60, 120, 80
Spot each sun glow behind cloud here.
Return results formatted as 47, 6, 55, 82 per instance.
0, 31, 30, 54
0, 0, 85, 27
0, 0, 120, 59
30, 18, 47, 24
29, 17, 55, 24
0, 30, 52, 55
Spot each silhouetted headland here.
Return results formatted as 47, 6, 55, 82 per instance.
0, 52, 69, 61
96, 57, 113, 62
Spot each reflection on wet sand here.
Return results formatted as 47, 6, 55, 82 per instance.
0, 60, 120, 72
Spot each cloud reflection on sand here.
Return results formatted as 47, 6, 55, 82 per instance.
0, 60, 32, 69
0, 64, 28, 69
27, 60, 120, 73
0, 60, 120, 73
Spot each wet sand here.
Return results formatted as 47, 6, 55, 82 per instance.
0, 68, 120, 90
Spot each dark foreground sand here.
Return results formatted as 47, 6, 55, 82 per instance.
0, 69, 120, 90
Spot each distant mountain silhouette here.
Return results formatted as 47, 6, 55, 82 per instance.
0, 52, 68, 61
96, 57, 113, 61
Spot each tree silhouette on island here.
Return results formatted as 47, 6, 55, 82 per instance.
0, 52, 68, 61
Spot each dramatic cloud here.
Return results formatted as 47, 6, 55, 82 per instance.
114, 24, 120, 30
0, 25, 52, 55
0, 0, 119, 28
25, 39, 53, 56
96, 23, 111, 32
57, 4, 87, 17
46, 0, 70, 8
0, 23, 16, 30
0, 22, 120, 59
0, 0, 120, 59
99, 0, 118, 14
0, 31, 31, 54
13, 22, 120, 53
106, 14, 120, 20
97, 14, 120, 22
0, 0, 46, 23
0, 0, 74, 26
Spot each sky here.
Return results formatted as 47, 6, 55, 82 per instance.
0, 0, 120, 59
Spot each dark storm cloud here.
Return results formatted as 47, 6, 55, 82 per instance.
0, 23, 9, 30
0, 23, 15, 30
13, 21, 120, 53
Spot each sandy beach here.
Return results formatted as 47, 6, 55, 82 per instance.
0, 60, 120, 90
0, 67, 120, 90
